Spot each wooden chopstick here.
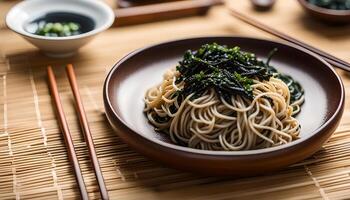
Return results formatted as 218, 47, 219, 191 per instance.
229, 9, 350, 72
47, 66, 89, 200
66, 64, 109, 200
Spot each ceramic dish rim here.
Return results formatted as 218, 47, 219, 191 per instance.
104, 36, 345, 156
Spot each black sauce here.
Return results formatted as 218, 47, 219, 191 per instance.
25, 12, 95, 37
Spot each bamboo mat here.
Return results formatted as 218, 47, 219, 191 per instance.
1, 0, 350, 199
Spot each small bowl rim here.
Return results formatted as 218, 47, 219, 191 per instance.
298, 0, 350, 16
103, 36, 345, 157
5, 0, 115, 41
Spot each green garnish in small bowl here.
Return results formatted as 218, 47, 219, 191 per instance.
35, 22, 82, 37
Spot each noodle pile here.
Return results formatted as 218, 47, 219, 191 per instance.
144, 44, 304, 151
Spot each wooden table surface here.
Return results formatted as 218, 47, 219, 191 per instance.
1, 0, 350, 199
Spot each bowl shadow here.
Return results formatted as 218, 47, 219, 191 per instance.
297, 13, 350, 40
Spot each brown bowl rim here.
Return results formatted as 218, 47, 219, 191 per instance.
103, 36, 345, 156
298, 0, 350, 16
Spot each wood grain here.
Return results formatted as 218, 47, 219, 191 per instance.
1, 0, 350, 199
114, 0, 223, 26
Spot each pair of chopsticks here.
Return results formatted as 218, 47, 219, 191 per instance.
229, 9, 350, 72
47, 65, 109, 200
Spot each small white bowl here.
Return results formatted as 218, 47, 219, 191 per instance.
6, 0, 115, 57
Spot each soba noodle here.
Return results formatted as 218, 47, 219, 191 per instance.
144, 44, 304, 151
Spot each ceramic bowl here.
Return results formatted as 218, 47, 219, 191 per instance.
6, 0, 115, 57
298, 0, 350, 24
103, 36, 344, 175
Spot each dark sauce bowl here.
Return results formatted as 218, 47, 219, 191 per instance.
25, 12, 96, 37
6, 0, 114, 57
298, 0, 350, 24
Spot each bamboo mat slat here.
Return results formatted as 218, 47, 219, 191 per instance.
1, 0, 350, 199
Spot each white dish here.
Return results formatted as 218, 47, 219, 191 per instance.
6, 0, 115, 57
